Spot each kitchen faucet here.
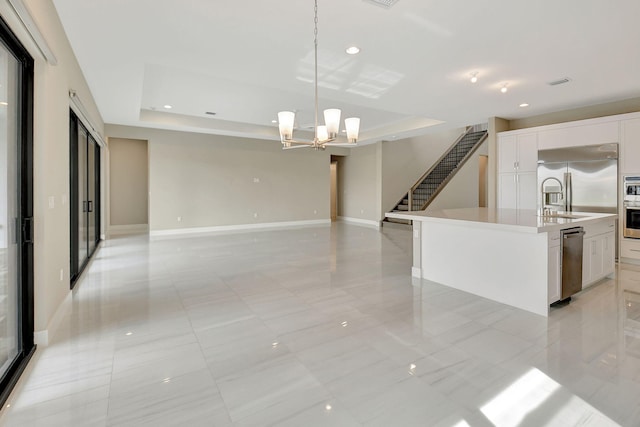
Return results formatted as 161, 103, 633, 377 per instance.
540, 176, 564, 215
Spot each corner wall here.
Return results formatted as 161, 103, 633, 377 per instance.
0, 0, 105, 337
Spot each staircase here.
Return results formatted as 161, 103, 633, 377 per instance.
386, 125, 488, 224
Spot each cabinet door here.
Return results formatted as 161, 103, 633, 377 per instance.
589, 236, 604, 283
582, 237, 593, 287
621, 118, 640, 173
602, 232, 615, 276
498, 135, 517, 174
548, 245, 561, 304
517, 172, 538, 210
517, 133, 538, 172
498, 173, 517, 209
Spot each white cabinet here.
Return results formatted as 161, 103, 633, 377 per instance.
538, 121, 619, 150
548, 233, 561, 304
498, 133, 538, 210
498, 133, 538, 173
621, 238, 640, 260
582, 220, 615, 288
498, 172, 537, 210
621, 118, 640, 173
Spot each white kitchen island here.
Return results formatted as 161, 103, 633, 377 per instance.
386, 208, 617, 316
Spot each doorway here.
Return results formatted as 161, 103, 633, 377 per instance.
479, 155, 488, 207
330, 160, 338, 221
0, 15, 35, 407
70, 111, 101, 286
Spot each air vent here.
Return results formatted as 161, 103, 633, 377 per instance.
548, 78, 571, 86
362, 0, 399, 9
205, 111, 216, 116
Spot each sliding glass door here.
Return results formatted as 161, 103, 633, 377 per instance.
70, 111, 100, 286
0, 16, 35, 407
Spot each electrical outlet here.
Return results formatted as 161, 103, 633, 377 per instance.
48, 196, 55, 209
314, 210, 317, 214
177, 216, 182, 222
253, 213, 258, 218
253, 178, 260, 183
360, 209, 364, 214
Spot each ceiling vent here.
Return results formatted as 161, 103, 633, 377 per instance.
362, 0, 399, 9
547, 77, 571, 86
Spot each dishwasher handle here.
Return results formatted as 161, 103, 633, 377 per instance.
563, 230, 585, 238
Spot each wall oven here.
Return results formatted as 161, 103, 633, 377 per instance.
624, 176, 640, 239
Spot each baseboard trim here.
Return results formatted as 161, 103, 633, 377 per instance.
109, 224, 149, 235
412, 267, 422, 278
150, 219, 331, 237
338, 217, 381, 229
34, 290, 72, 346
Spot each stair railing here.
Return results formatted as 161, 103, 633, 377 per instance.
413, 131, 488, 210
406, 126, 472, 210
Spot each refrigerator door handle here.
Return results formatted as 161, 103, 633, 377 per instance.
565, 172, 572, 212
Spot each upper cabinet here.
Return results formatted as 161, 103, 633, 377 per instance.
498, 133, 538, 173
621, 118, 640, 174
497, 133, 538, 210
538, 121, 619, 150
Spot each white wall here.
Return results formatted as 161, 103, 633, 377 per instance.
0, 0, 105, 336
105, 125, 347, 231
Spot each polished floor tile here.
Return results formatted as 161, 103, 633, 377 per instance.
1, 223, 640, 426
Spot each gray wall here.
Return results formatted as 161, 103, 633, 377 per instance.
109, 138, 148, 226
426, 140, 488, 211
381, 128, 463, 214
336, 143, 381, 222
0, 0, 105, 335
105, 125, 346, 231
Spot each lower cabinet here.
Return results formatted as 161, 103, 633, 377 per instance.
582, 231, 615, 288
498, 172, 537, 210
548, 244, 561, 304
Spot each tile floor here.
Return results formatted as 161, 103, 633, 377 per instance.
1, 223, 640, 426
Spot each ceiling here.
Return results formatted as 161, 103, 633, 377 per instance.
51, 0, 640, 144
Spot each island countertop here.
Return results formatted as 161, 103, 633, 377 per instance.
389, 207, 617, 316
385, 207, 617, 233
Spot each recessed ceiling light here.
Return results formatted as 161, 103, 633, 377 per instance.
500, 84, 508, 93
346, 46, 360, 55
163, 104, 173, 109
519, 103, 529, 108
470, 72, 478, 83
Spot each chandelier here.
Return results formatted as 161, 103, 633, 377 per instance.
277, 0, 361, 150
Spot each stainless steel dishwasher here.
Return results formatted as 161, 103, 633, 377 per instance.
561, 227, 585, 301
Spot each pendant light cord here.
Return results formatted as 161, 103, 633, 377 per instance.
314, 0, 319, 143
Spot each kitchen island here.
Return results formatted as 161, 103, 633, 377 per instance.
386, 208, 617, 316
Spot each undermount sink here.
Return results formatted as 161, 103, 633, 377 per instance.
539, 212, 586, 220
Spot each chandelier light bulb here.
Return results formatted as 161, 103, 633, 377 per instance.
345, 117, 360, 143
316, 125, 329, 142
324, 109, 341, 139
277, 111, 295, 141
501, 84, 508, 93
470, 72, 478, 83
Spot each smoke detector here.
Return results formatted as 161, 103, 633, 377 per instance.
362, 0, 399, 9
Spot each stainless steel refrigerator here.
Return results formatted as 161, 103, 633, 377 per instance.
538, 143, 618, 214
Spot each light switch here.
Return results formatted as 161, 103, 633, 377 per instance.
48, 196, 55, 209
